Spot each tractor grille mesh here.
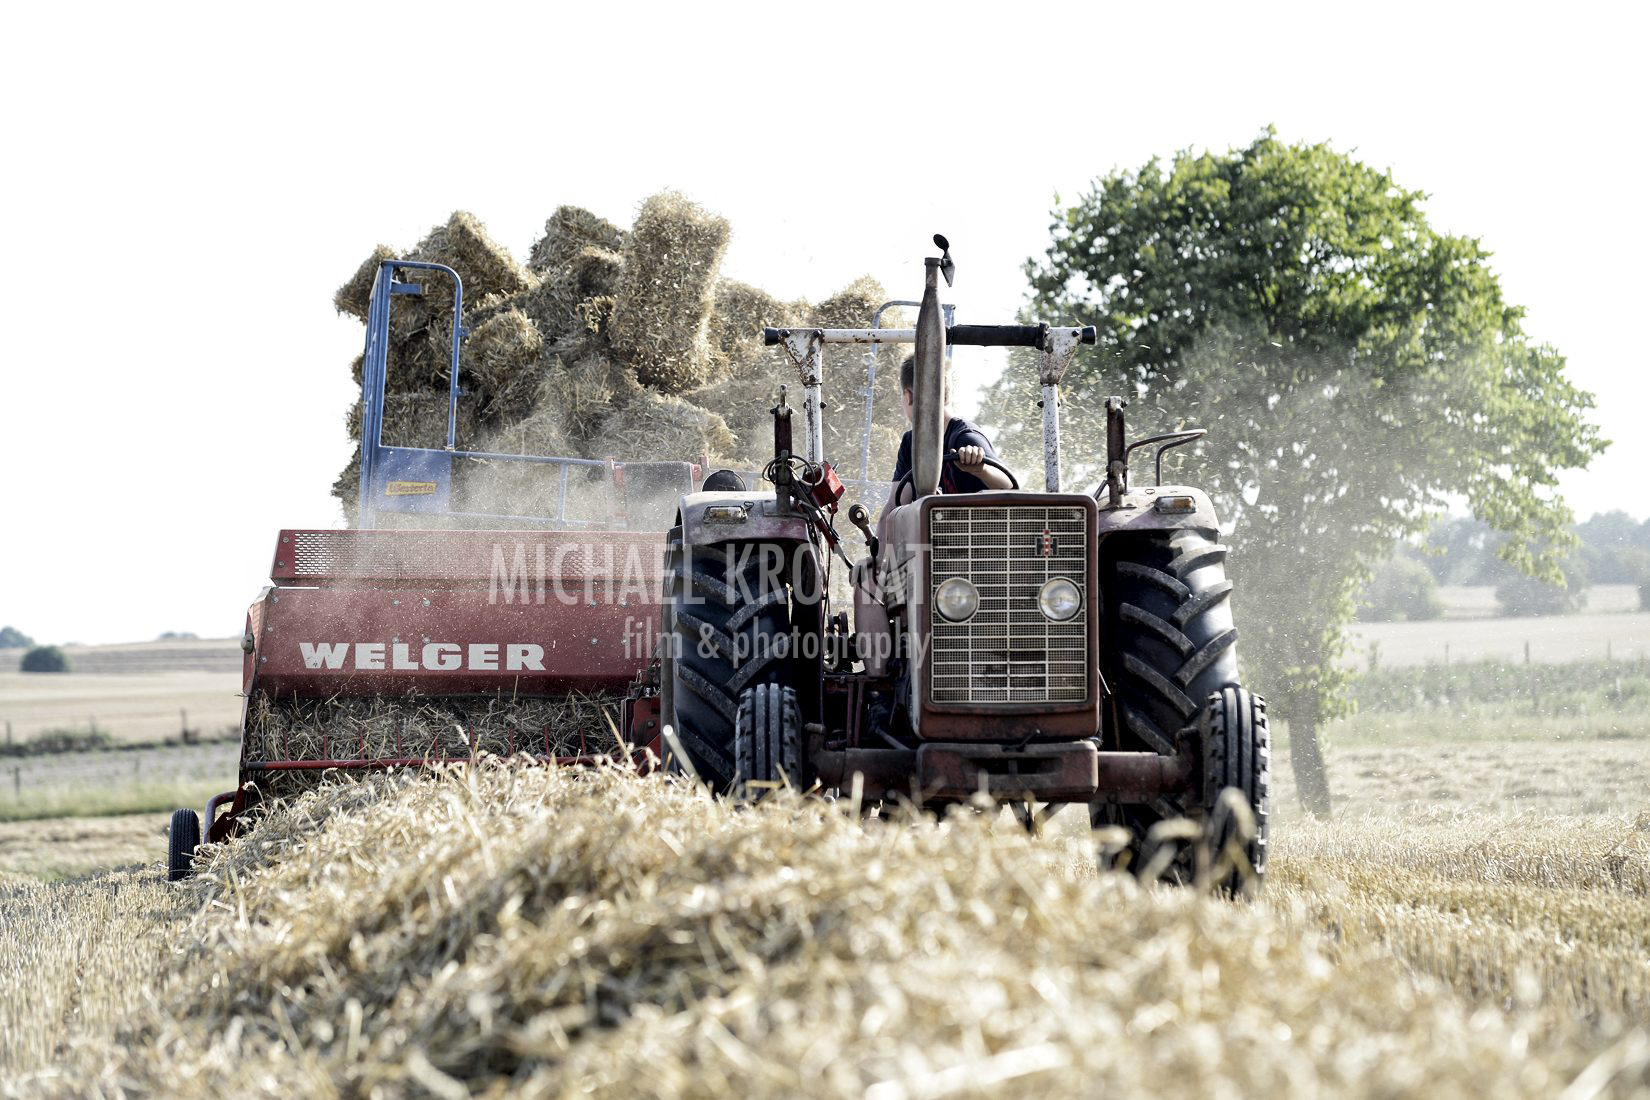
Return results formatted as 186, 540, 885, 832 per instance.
929, 506, 1088, 704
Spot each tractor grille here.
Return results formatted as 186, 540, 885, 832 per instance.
928, 505, 1089, 705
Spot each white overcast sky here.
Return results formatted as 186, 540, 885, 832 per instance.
1, 1, 1643, 644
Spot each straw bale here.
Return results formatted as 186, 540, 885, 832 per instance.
464, 307, 544, 392
609, 191, 730, 393
808, 274, 888, 329
526, 205, 627, 275
349, 336, 458, 395
412, 210, 538, 305
331, 445, 361, 517
333, 244, 396, 321
708, 279, 797, 368
345, 392, 482, 451
551, 351, 644, 439
579, 293, 618, 339
685, 375, 784, 467
598, 389, 735, 464
519, 247, 624, 341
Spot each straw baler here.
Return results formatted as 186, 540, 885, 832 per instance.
167, 260, 691, 879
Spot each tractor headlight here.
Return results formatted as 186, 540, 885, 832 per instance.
934, 577, 980, 622
1038, 577, 1082, 621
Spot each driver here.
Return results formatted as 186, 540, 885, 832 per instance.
888, 355, 1013, 504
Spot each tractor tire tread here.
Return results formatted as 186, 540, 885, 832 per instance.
1119, 603, 1196, 658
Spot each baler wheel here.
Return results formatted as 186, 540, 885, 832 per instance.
1201, 686, 1270, 895
167, 808, 201, 882
663, 528, 795, 793
734, 683, 803, 800
1092, 527, 1241, 880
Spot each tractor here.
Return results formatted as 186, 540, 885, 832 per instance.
658, 235, 1268, 889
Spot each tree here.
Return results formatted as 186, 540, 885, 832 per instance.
984, 131, 1604, 815
1494, 548, 1587, 616
1358, 555, 1443, 622
1576, 511, 1650, 584
1614, 547, 1650, 612
0, 626, 32, 649
20, 645, 69, 673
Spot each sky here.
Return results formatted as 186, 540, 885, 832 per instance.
1, 0, 1643, 645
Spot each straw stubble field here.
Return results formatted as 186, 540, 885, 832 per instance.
4, 715, 1650, 1097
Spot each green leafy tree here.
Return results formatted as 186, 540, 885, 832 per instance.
0, 626, 32, 649
1494, 546, 1587, 616
1358, 555, 1443, 622
1612, 547, 1650, 612
985, 131, 1604, 815
20, 645, 69, 673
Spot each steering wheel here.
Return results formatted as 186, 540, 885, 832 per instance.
891, 449, 1020, 505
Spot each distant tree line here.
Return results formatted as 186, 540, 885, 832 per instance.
1360, 512, 1650, 619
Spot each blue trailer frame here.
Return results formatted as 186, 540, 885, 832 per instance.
356, 260, 636, 530
355, 259, 910, 529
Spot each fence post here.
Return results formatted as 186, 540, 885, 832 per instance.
1526, 641, 1535, 716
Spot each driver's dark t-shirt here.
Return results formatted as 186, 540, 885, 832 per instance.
891, 417, 1000, 494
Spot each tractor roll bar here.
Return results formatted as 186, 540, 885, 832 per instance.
763, 324, 1096, 349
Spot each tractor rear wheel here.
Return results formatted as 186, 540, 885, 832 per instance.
1092, 527, 1240, 878
1202, 686, 1270, 894
664, 530, 795, 793
167, 807, 200, 882
735, 683, 803, 800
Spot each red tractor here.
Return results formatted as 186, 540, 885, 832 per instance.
657, 236, 1268, 889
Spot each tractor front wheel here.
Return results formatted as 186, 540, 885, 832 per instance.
735, 683, 804, 800
1201, 686, 1270, 894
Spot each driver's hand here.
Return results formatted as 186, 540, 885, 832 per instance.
954, 445, 987, 471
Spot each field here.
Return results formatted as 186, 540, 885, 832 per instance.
3, 704, 1650, 1095
1347, 584, 1649, 667
5, 628, 1650, 1095
0, 741, 238, 822
0, 639, 242, 746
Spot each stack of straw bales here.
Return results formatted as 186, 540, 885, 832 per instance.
332, 193, 908, 524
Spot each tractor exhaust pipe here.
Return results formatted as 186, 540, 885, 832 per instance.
911, 235, 952, 500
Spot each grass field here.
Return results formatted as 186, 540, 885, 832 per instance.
0, 742, 238, 823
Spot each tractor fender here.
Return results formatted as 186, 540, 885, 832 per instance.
675, 491, 815, 550
1096, 486, 1221, 537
